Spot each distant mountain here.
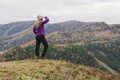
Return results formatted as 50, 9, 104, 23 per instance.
46, 21, 109, 33
0, 20, 120, 74
0, 24, 2, 27
0, 21, 35, 51
109, 24, 120, 28
0, 20, 119, 51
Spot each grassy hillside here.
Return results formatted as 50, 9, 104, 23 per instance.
1, 41, 119, 73
86, 40, 120, 73
0, 20, 120, 75
0, 60, 119, 80
1, 42, 97, 67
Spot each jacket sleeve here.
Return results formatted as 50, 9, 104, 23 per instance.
42, 16, 49, 24
32, 26, 37, 34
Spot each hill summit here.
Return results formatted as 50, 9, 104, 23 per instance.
0, 59, 119, 80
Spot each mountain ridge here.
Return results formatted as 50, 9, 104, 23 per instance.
1, 38, 120, 74
0, 20, 120, 74
0, 20, 119, 51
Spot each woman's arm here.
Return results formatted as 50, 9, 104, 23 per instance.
33, 26, 37, 34
42, 16, 49, 24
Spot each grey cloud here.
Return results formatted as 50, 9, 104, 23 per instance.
0, 0, 120, 24
61, 0, 120, 6
61, 0, 93, 6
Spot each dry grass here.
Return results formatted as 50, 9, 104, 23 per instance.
0, 59, 120, 80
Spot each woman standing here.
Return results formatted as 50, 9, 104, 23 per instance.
33, 15, 49, 59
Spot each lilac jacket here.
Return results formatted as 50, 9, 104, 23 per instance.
33, 16, 49, 36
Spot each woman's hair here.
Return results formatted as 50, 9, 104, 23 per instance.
34, 15, 43, 29
34, 20, 42, 29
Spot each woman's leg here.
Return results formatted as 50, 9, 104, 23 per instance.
35, 36, 41, 58
41, 35, 48, 58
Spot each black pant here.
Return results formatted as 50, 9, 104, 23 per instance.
35, 35, 48, 58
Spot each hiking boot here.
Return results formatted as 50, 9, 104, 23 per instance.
39, 55, 45, 59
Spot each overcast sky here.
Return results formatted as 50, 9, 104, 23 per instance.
0, 0, 120, 24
